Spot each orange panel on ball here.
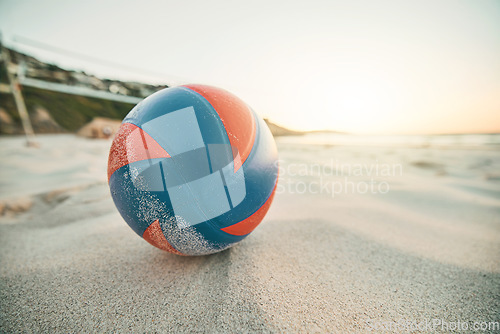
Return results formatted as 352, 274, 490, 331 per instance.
143, 220, 184, 255
107, 123, 171, 181
183, 84, 256, 171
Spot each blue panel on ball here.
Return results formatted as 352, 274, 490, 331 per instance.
222, 161, 246, 208
142, 106, 205, 156
124, 87, 231, 148
109, 158, 173, 237
167, 171, 231, 227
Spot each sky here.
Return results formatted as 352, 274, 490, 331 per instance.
0, 0, 499, 134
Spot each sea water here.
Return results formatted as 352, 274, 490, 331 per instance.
276, 132, 500, 149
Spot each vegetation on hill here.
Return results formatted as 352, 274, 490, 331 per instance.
0, 86, 134, 132
1, 86, 306, 136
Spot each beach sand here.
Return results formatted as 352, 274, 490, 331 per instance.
1, 134, 499, 332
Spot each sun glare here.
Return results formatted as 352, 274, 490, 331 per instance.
310, 71, 404, 134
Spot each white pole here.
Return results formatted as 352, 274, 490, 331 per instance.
1, 46, 37, 147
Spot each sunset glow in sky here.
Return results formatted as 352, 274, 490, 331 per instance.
1, 0, 499, 134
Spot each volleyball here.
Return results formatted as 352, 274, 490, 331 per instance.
108, 84, 278, 255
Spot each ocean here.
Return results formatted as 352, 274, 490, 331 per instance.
275, 132, 500, 149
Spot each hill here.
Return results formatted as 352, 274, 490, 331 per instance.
0, 48, 303, 137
